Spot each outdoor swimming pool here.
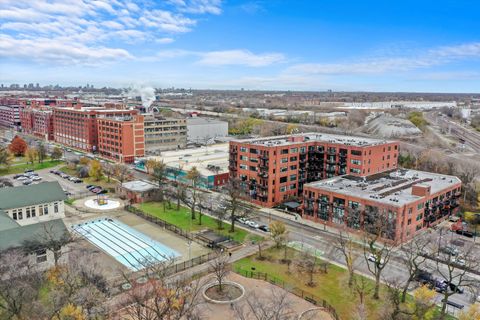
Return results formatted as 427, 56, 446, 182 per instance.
72, 218, 181, 271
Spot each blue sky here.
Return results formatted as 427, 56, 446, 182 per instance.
1, 0, 480, 92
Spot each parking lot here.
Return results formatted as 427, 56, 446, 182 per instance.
5, 166, 90, 198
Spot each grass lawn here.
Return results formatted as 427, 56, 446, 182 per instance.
233, 246, 456, 320
0, 160, 63, 176
138, 201, 252, 243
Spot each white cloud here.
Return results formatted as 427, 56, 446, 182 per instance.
169, 0, 222, 15
0, 0, 223, 65
197, 49, 285, 67
286, 42, 480, 76
0, 34, 132, 65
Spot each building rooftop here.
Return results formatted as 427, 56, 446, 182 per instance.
305, 169, 461, 207
151, 143, 229, 176
0, 218, 68, 251
122, 180, 158, 192
0, 181, 67, 210
186, 117, 228, 126
232, 132, 394, 147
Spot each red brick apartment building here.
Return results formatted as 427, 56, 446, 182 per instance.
52, 107, 139, 154
97, 114, 145, 163
302, 170, 462, 243
20, 108, 54, 140
229, 133, 399, 207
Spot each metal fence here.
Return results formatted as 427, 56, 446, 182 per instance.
110, 251, 217, 293
124, 205, 207, 246
234, 266, 340, 320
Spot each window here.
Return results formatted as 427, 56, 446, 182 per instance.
54, 202, 59, 213
350, 168, 361, 174
416, 213, 423, 221
348, 201, 360, 209
36, 249, 47, 263
300, 147, 306, 153
249, 166, 256, 171
417, 203, 424, 210
289, 183, 296, 190
26, 207, 31, 218
290, 174, 297, 181
12, 209, 17, 220
17, 209, 23, 220
280, 177, 288, 183
281, 157, 288, 163
279, 186, 286, 192
250, 157, 258, 163
250, 148, 258, 154
351, 150, 362, 156
407, 219, 412, 225
281, 149, 288, 154
240, 155, 248, 160
290, 165, 297, 170
280, 167, 288, 172
240, 147, 247, 152
240, 164, 247, 170
290, 156, 297, 162
290, 147, 298, 153
350, 159, 362, 165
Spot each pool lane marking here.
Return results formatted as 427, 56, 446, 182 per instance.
73, 224, 140, 271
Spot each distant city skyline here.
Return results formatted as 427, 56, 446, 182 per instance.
1, 0, 480, 93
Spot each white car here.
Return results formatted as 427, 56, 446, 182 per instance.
452, 258, 465, 266
32, 176, 42, 181
237, 217, 247, 224
17, 176, 28, 181
367, 253, 385, 265
247, 221, 260, 229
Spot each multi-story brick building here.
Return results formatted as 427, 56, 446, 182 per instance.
143, 115, 187, 153
229, 133, 399, 207
52, 106, 137, 153
97, 114, 145, 163
302, 169, 462, 243
20, 108, 54, 140
0, 98, 21, 129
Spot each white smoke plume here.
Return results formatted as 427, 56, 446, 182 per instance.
124, 85, 156, 111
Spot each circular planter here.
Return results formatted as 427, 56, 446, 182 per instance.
136, 276, 148, 284
202, 281, 245, 304
298, 308, 334, 320
121, 283, 132, 291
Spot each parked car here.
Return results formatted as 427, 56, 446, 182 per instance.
366, 253, 385, 265
73, 178, 83, 183
440, 246, 459, 256
63, 190, 72, 196
258, 225, 270, 232
246, 221, 260, 229
69, 176, 77, 182
13, 174, 24, 179
434, 279, 448, 293
86, 185, 97, 190
452, 257, 466, 267
443, 281, 464, 294
62, 175, 71, 179
456, 230, 474, 238
24, 169, 34, 173
17, 176, 28, 181
49, 170, 57, 174
22, 179, 33, 185
414, 270, 434, 285
32, 176, 42, 181
237, 217, 247, 224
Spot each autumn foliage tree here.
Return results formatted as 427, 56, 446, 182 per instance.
8, 135, 27, 156
89, 160, 103, 181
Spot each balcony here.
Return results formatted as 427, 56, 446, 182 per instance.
326, 166, 336, 173
228, 165, 238, 171
231, 148, 238, 154
260, 153, 269, 160
327, 150, 336, 156
259, 172, 268, 178
339, 152, 348, 158
326, 158, 336, 165
258, 184, 268, 190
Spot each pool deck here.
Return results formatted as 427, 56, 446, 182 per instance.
64, 208, 210, 279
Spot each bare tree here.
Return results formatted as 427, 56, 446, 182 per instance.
114, 163, 130, 183
0, 249, 42, 319
351, 274, 373, 306
296, 251, 317, 287
233, 288, 297, 320
212, 199, 228, 229
335, 230, 359, 288
398, 234, 429, 302
224, 178, 245, 233
184, 167, 201, 220
22, 224, 76, 266
432, 233, 480, 319
209, 250, 230, 292
363, 206, 397, 299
